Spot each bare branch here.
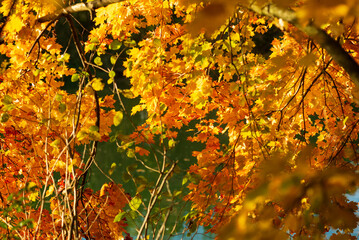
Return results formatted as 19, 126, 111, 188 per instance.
137, 161, 178, 238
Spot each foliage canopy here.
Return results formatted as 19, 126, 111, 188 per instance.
0, 0, 358, 239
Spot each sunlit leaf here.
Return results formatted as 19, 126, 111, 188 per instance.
109, 39, 122, 50
113, 111, 123, 126
55, 94, 63, 102
71, 73, 80, 82
92, 78, 104, 91
94, 57, 103, 66
114, 211, 126, 223
129, 196, 141, 211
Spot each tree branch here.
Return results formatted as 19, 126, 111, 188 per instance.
36, 0, 124, 23
248, 3, 359, 88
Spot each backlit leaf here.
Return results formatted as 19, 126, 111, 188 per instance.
114, 211, 126, 223
114, 111, 123, 126
109, 39, 122, 50
92, 78, 104, 91
129, 196, 142, 211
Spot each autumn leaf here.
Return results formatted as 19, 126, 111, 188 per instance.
1, 0, 359, 239
113, 111, 123, 126
92, 78, 105, 91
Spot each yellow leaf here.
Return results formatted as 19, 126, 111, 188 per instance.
100, 183, 109, 197
28, 191, 38, 202
50, 139, 60, 148
5, 15, 23, 32
120, 89, 136, 99
88, 131, 101, 141
92, 78, 104, 91
131, 104, 145, 115
114, 111, 123, 126
0, 0, 13, 16
107, 78, 114, 84
77, 130, 88, 141
267, 141, 276, 147
168, 139, 176, 149
27, 182, 37, 191
46, 185, 55, 197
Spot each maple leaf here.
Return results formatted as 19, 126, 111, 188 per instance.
0, 0, 358, 239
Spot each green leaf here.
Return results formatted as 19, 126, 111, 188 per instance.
182, 175, 188, 186
71, 74, 79, 82
189, 221, 197, 233
128, 210, 137, 219
2, 104, 15, 111
124, 39, 136, 47
120, 89, 135, 99
129, 196, 142, 211
122, 172, 131, 182
60, 53, 70, 62
55, 94, 63, 102
153, 38, 162, 47
194, 55, 203, 63
88, 131, 101, 141
82, 71, 90, 78
113, 111, 123, 126
109, 71, 116, 78
114, 211, 125, 223
0, 221, 7, 229
135, 175, 148, 185
77, 130, 87, 141
50, 139, 60, 147
214, 163, 225, 173
94, 57, 103, 66
109, 39, 122, 50
88, 43, 97, 51
7, 194, 14, 201
108, 162, 116, 175
2, 95, 12, 105
127, 61, 133, 71
59, 103, 66, 113
90, 37, 99, 44
126, 149, 135, 158
126, 163, 137, 172
1, 113, 9, 123
89, 125, 99, 132
168, 139, 176, 149
110, 55, 117, 65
